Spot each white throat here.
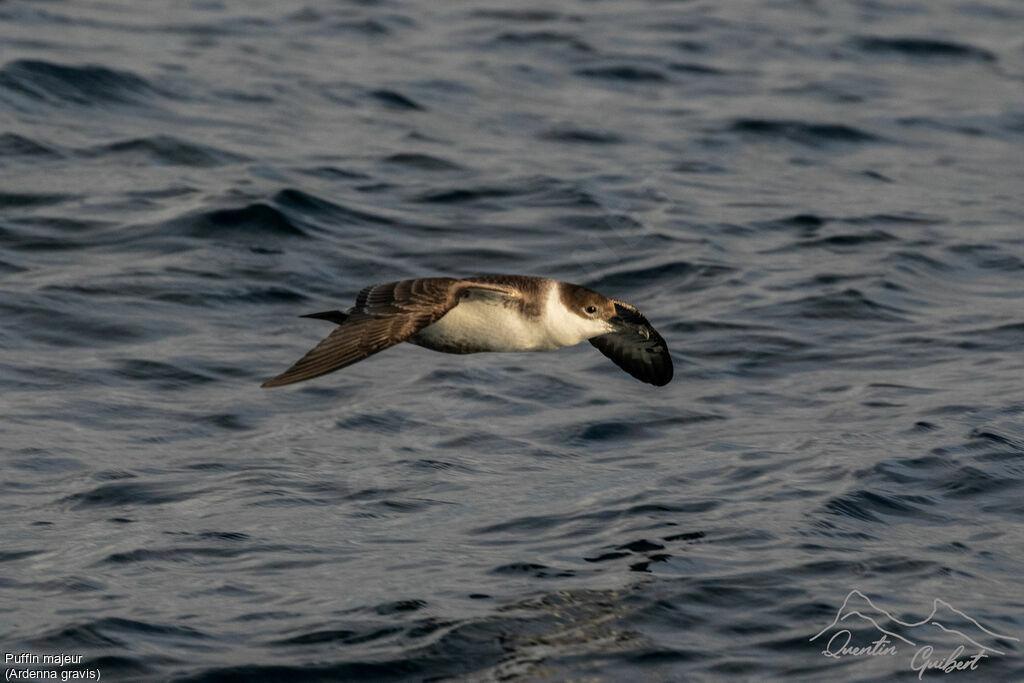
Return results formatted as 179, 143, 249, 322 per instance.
540, 283, 614, 348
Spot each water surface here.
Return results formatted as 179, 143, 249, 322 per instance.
1, 0, 1023, 680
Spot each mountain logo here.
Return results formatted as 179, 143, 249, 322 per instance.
810, 589, 1018, 678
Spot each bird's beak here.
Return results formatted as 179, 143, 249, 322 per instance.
608, 314, 629, 330
609, 306, 650, 339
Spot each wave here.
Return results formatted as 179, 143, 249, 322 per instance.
60, 481, 203, 509
754, 289, 907, 322
539, 126, 623, 144
492, 31, 592, 52
853, 37, 996, 62
0, 132, 59, 157
0, 59, 170, 107
381, 153, 462, 170
728, 118, 881, 146
824, 489, 946, 524
575, 65, 668, 82
369, 89, 424, 110
83, 135, 247, 167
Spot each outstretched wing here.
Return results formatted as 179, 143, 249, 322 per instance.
261, 277, 520, 387
589, 300, 673, 386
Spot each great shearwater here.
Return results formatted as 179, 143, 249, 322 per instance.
261, 275, 672, 387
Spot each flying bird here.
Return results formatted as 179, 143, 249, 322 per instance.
261, 275, 672, 388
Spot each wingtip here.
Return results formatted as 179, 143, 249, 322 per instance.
261, 373, 305, 388
260, 373, 297, 388
653, 357, 674, 387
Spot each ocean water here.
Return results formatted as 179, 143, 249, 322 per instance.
2, 0, 1023, 680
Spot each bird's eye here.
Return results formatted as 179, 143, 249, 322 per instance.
585, 305, 597, 314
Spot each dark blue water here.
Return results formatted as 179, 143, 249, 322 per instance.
2, 1, 1023, 681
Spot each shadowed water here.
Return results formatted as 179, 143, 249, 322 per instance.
1, 0, 1023, 681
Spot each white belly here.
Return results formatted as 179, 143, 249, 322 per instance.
412, 298, 559, 353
